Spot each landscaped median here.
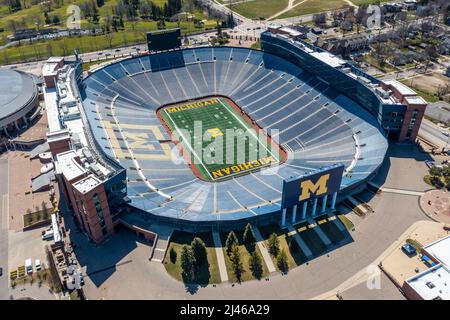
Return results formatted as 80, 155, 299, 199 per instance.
259, 224, 307, 271
220, 228, 270, 283
163, 231, 221, 285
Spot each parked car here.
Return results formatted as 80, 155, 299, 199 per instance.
0, 267, 3, 277
25, 258, 33, 274
42, 229, 54, 240
35, 259, 41, 271
425, 160, 435, 168
402, 243, 417, 256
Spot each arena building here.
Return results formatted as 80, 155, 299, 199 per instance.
45, 29, 427, 243
0, 69, 40, 138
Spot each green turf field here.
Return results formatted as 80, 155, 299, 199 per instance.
159, 97, 282, 181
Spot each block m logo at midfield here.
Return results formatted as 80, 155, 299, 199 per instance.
299, 174, 330, 201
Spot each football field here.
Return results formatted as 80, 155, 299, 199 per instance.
159, 97, 283, 181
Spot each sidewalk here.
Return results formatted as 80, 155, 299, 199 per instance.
212, 231, 229, 282
253, 227, 276, 274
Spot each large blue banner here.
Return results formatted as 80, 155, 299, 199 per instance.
281, 164, 345, 208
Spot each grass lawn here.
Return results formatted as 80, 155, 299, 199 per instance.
258, 224, 307, 270
337, 214, 354, 231
231, 0, 289, 19
363, 54, 397, 74
399, 79, 439, 103
23, 209, 51, 228
159, 97, 281, 181
220, 230, 269, 282
296, 222, 326, 257
278, 0, 346, 19
163, 231, 221, 285
0, 1, 217, 65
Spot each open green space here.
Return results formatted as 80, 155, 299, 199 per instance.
230, 0, 289, 20
258, 223, 307, 270
23, 208, 51, 228
163, 231, 221, 284
0, 0, 217, 64
337, 214, 354, 231
160, 96, 282, 181
220, 230, 269, 282
277, 0, 347, 19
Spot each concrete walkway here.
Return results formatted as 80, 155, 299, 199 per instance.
253, 227, 276, 274
287, 226, 312, 258
368, 182, 425, 197
212, 232, 229, 282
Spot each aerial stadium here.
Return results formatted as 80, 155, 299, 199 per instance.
75, 33, 396, 232
0, 69, 40, 137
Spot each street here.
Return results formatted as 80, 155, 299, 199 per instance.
0, 159, 9, 300
419, 118, 450, 149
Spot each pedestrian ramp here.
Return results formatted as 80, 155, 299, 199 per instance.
253, 227, 276, 274
151, 229, 172, 263
212, 231, 229, 282
287, 226, 312, 259
307, 219, 332, 247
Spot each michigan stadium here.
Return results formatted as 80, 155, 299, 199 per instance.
69, 28, 409, 232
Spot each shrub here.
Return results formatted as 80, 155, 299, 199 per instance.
267, 233, 280, 257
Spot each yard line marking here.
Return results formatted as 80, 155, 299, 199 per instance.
217, 98, 279, 162
163, 108, 214, 181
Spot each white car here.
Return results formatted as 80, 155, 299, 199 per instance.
35, 259, 41, 271
442, 131, 449, 137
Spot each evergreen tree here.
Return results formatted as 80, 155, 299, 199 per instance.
243, 223, 256, 246
191, 237, 207, 265
225, 231, 238, 255
267, 233, 280, 257
277, 249, 289, 273
180, 245, 195, 281
230, 244, 244, 282
248, 250, 263, 279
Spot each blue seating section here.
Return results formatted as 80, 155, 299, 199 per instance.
80, 47, 388, 222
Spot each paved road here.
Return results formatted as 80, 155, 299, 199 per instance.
419, 118, 450, 149
0, 159, 9, 300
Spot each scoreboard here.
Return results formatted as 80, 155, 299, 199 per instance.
146, 28, 181, 52
281, 164, 345, 209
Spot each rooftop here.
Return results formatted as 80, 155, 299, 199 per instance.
406, 265, 450, 300
73, 174, 101, 194
384, 79, 417, 96
44, 87, 62, 132
404, 95, 427, 105
55, 150, 86, 182
0, 69, 38, 120
310, 51, 346, 68
424, 235, 450, 268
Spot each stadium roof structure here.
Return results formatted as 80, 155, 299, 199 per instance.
0, 69, 38, 124
79, 47, 388, 223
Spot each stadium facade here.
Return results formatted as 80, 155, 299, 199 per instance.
46, 29, 426, 243
0, 69, 40, 138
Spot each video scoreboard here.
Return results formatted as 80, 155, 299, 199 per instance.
146, 28, 182, 52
